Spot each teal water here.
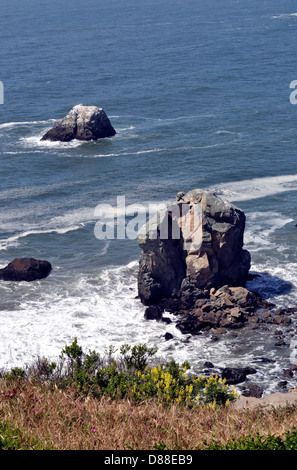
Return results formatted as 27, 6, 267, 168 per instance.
1, 0, 297, 393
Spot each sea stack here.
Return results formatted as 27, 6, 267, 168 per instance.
137, 189, 251, 307
41, 104, 116, 142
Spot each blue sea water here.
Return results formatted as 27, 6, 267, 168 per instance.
1, 0, 297, 393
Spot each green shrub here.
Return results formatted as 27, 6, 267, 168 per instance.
3, 367, 25, 380
203, 428, 297, 450
120, 344, 157, 371
57, 338, 238, 407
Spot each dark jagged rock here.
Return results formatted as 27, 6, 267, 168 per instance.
144, 305, 163, 321
240, 383, 264, 398
221, 366, 257, 385
0, 258, 52, 282
41, 104, 116, 142
164, 332, 174, 341
204, 361, 214, 368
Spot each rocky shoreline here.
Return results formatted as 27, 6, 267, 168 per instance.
137, 189, 297, 398
145, 282, 296, 338
144, 291, 297, 398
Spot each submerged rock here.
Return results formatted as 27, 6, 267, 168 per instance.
0, 258, 52, 282
41, 104, 116, 142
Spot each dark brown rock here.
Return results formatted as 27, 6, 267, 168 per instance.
241, 383, 264, 398
164, 332, 174, 341
0, 258, 52, 282
144, 305, 163, 321
284, 369, 293, 379
221, 366, 257, 385
204, 361, 215, 368
275, 336, 286, 346
278, 381, 288, 389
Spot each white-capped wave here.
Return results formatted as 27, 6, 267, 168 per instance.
0, 206, 96, 250
211, 174, 297, 202
0, 226, 83, 251
0, 179, 89, 202
215, 130, 235, 135
244, 211, 294, 251
271, 13, 297, 19
0, 119, 57, 130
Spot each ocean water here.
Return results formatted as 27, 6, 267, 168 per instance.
1, 0, 297, 394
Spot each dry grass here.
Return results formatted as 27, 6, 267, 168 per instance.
1, 378, 297, 450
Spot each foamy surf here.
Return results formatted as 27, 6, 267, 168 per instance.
211, 174, 297, 202
0, 226, 85, 251
20, 134, 88, 149
271, 13, 297, 19
0, 119, 57, 130
0, 257, 294, 395
0, 206, 97, 250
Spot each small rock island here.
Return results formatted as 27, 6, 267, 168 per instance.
41, 104, 116, 142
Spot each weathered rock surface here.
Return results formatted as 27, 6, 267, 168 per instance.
0, 258, 52, 282
233, 390, 297, 411
137, 189, 251, 307
41, 104, 116, 142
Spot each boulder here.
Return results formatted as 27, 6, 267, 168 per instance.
0, 258, 52, 282
137, 189, 251, 306
41, 104, 116, 142
221, 366, 257, 385
144, 305, 163, 321
240, 384, 264, 398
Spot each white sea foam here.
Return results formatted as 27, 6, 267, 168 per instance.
0, 206, 96, 250
271, 13, 297, 19
0, 260, 259, 374
211, 174, 297, 202
21, 134, 86, 149
0, 226, 83, 251
0, 179, 88, 202
0, 119, 57, 130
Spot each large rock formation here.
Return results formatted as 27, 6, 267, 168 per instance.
41, 104, 116, 142
0, 258, 52, 282
137, 189, 251, 307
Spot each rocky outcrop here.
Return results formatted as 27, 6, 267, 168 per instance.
174, 285, 268, 334
0, 258, 52, 282
138, 189, 251, 307
41, 104, 116, 142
